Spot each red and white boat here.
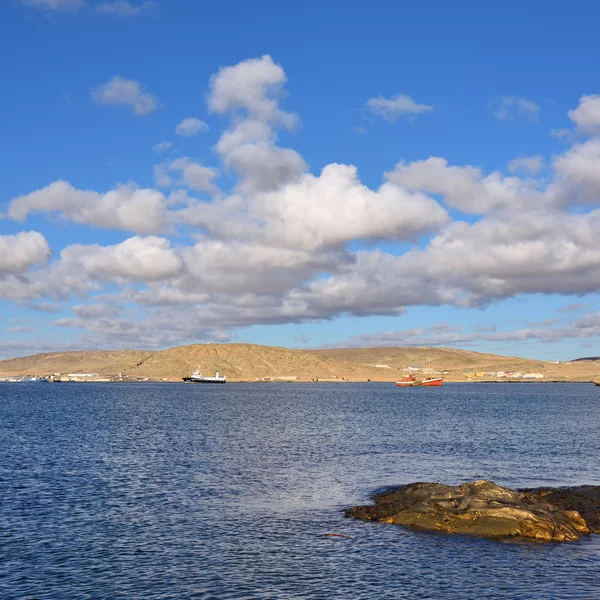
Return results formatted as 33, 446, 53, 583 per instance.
396, 375, 443, 387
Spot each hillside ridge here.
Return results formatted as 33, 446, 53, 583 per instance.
0, 343, 597, 382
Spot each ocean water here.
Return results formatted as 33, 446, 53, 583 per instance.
1, 382, 599, 599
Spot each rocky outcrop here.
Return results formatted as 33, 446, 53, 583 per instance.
345, 480, 593, 542
521, 486, 600, 534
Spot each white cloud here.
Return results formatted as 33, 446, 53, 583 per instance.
215, 126, 306, 193
387, 157, 542, 214
177, 162, 449, 251
208, 54, 297, 128
91, 76, 160, 116
175, 117, 209, 137
153, 165, 173, 187
553, 138, 600, 203
291, 206, 600, 317
178, 239, 349, 295
153, 141, 172, 153
155, 158, 219, 193
568, 94, 600, 134
0, 232, 52, 273
60, 236, 183, 282
507, 155, 544, 175
10, 56, 600, 351
9, 181, 170, 233
208, 56, 303, 193
96, 1, 156, 16
72, 304, 120, 319
334, 312, 600, 349
367, 94, 434, 121
19, 0, 83, 10
253, 163, 449, 250
492, 96, 540, 122
170, 159, 218, 192
5, 326, 33, 334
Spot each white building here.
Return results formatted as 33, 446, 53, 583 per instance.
67, 373, 99, 378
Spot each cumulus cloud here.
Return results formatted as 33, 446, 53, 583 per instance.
175, 117, 209, 136
9, 181, 170, 234
253, 164, 449, 250
291, 206, 600, 318
387, 157, 543, 214
492, 96, 540, 122
60, 236, 183, 282
208, 55, 305, 193
8, 58, 600, 355
155, 158, 219, 193
215, 126, 306, 193
91, 76, 160, 116
0, 232, 52, 273
553, 138, 600, 203
208, 54, 297, 128
568, 95, 600, 134
178, 239, 350, 295
367, 94, 434, 121
71, 303, 120, 319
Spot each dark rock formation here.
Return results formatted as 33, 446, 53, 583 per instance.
345, 480, 593, 542
521, 486, 600, 534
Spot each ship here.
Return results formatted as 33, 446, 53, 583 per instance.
20, 376, 49, 383
183, 367, 227, 384
396, 374, 443, 387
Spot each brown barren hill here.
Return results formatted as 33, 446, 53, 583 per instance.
308, 347, 600, 382
309, 347, 547, 372
0, 350, 154, 377
0, 343, 598, 382
128, 343, 375, 381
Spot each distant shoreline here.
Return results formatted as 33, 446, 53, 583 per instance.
4, 378, 593, 385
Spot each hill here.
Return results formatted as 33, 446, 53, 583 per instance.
127, 343, 373, 380
0, 343, 598, 382
0, 350, 153, 377
311, 347, 549, 373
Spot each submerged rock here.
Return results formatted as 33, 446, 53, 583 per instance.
345, 480, 592, 542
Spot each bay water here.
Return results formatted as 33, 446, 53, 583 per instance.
1, 382, 599, 599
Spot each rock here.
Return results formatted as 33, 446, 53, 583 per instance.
345, 480, 591, 542
521, 486, 600, 534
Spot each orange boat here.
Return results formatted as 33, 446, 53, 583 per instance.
396, 375, 443, 387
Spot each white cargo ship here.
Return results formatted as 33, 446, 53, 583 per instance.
183, 367, 227, 384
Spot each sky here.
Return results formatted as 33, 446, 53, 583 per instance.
2, 0, 600, 360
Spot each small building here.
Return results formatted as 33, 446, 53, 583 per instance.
67, 373, 99, 378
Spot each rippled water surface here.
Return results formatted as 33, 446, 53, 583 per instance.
1, 382, 600, 599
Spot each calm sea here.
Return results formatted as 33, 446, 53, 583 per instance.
1, 382, 599, 599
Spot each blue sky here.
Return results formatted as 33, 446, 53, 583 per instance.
2, 0, 600, 360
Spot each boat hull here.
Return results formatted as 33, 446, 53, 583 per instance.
396, 377, 443, 387
183, 377, 226, 384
